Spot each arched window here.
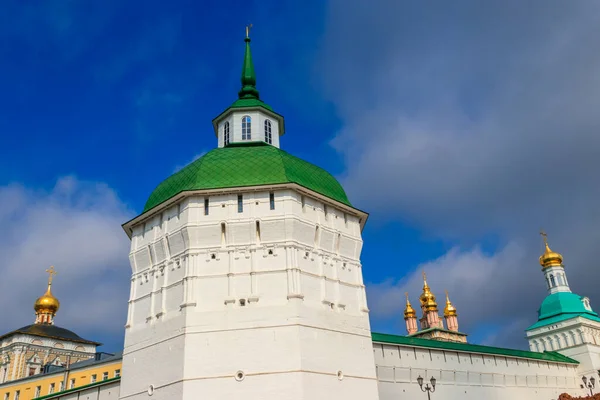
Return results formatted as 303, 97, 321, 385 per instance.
550, 274, 556, 287
223, 122, 230, 146
557, 274, 564, 286
264, 120, 272, 144
242, 116, 251, 140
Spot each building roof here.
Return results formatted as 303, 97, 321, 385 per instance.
526, 292, 600, 330
408, 327, 468, 337
0, 324, 100, 346
34, 376, 121, 400
527, 312, 600, 330
371, 332, 579, 364
143, 142, 352, 212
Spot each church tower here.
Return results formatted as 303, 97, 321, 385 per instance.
526, 232, 600, 381
119, 29, 380, 400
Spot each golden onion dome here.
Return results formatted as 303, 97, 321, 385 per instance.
443, 290, 457, 317
419, 272, 437, 310
35, 266, 60, 314
34, 286, 60, 314
539, 232, 563, 268
404, 292, 417, 319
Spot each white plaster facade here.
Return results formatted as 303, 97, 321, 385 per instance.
527, 316, 600, 380
120, 187, 379, 400
214, 108, 284, 148
373, 340, 589, 400
0, 335, 96, 384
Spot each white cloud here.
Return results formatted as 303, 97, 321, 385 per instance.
319, 1, 600, 347
0, 176, 134, 341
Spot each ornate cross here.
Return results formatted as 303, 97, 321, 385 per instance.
46, 266, 57, 285
405, 292, 409, 302
540, 230, 548, 245
422, 271, 427, 281
246, 23, 253, 38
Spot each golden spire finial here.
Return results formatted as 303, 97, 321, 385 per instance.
444, 289, 457, 317
404, 292, 416, 319
45, 266, 57, 288
246, 23, 253, 39
539, 230, 564, 268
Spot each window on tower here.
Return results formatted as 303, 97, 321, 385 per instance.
238, 194, 244, 213
550, 274, 556, 287
242, 116, 252, 140
224, 121, 230, 146
264, 120, 272, 144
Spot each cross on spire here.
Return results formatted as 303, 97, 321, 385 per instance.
246, 23, 253, 39
46, 266, 57, 286
540, 230, 548, 245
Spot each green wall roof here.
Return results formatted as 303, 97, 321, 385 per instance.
143, 142, 352, 213
372, 332, 579, 364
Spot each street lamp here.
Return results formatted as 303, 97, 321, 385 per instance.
417, 375, 436, 400
582, 376, 595, 397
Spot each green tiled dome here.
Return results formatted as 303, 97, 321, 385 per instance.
143, 142, 351, 212
537, 292, 595, 320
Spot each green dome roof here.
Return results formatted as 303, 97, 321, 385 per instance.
143, 142, 352, 213
538, 292, 597, 320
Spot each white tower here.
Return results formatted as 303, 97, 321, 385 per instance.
118, 30, 380, 400
526, 232, 600, 382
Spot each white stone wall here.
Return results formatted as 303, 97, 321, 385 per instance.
216, 110, 281, 148
373, 341, 588, 400
120, 188, 379, 400
528, 317, 600, 379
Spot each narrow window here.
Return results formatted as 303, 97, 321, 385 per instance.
242, 116, 252, 140
264, 120, 272, 144
301, 195, 306, 212
324, 204, 328, 219
115, 369, 121, 378
69, 378, 75, 388
343, 213, 348, 227
59, 381, 64, 391
223, 121, 230, 146
14, 391, 19, 400
314, 226, 320, 247
557, 274, 564, 286
35, 387, 41, 397
269, 192, 275, 210
91, 374, 97, 383
238, 194, 244, 213
204, 198, 209, 215
336, 233, 341, 255
49, 383, 55, 393
256, 221, 261, 243
103, 372, 108, 381
221, 223, 227, 246
550, 274, 556, 287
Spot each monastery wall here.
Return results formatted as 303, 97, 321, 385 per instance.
373, 341, 588, 400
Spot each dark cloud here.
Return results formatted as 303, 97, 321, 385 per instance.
318, 1, 600, 347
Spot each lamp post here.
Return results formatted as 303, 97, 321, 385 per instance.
417, 375, 436, 400
582, 376, 595, 397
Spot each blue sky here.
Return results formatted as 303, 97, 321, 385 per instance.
1, 1, 600, 354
